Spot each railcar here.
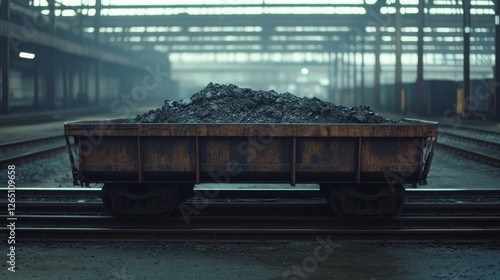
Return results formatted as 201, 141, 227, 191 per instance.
64, 119, 438, 218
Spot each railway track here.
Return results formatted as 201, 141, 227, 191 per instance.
1, 215, 499, 242
4, 187, 500, 198
437, 127, 500, 167
1, 187, 499, 242
0, 134, 67, 166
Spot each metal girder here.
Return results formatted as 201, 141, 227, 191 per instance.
95, 30, 496, 38
120, 39, 493, 48
0, 20, 143, 69
120, 41, 494, 55
71, 14, 494, 29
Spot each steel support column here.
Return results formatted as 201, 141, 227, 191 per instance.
63, 53, 68, 107
328, 52, 333, 101
417, 0, 425, 116
353, 36, 358, 105
341, 52, 346, 104
68, 57, 74, 105
95, 60, 100, 105
361, 35, 365, 105
34, 46, 39, 108
95, 0, 102, 105
495, 0, 500, 120
374, 26, 381, 109
1, 0, 10, 114
333, 53, 338, 103
46, 0, 56, 109
395, 0, 403, 115
463, 0, 471, 116
345, 49, 350, 105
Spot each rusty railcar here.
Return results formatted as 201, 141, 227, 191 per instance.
64, 119, 438, 217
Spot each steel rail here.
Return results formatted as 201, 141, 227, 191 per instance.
3, 214, 500, 228
3, 227, 499, 242
438, 130, 500, 150
438, 122, 500, 135
0, 134, 64, 149
4, 201, 500, 218
0, 143, 68, 166
2, 187, 500, 198
0, 134, 68, 166
435, 141, 500, 167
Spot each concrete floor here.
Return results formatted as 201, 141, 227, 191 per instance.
1, 241, 499, 280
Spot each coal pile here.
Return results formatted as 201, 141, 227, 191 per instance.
128, 83, 402, 124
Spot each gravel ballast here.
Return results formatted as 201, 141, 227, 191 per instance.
127, 83, 402, 124
2, 241, 499, 280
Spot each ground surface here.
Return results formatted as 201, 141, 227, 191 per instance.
1, 241, 499, 280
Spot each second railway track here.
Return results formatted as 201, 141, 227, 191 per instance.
437, 127, 500, 167
0, 134, 67, 166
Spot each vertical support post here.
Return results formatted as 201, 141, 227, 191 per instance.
79, 57, 84, 101
344, 50, 350, 105
463, 0, 471, 116
95, 0, 102, 105
1, 0, 10, 114
353, 35, 358, 105
34, 47, 39, 108
341, 51, 346, 103
333, 53, 338, 103
417, 0, 425, 115
95, 0, 101, 44
361, 35, 365, 105
291, 137, 296, 187
62, 53, 68, 107
68, 56, 74, 106
47, 0, 56, 109
495, 0, 500, 120
395, 0, 403, 114
328, 52, 333, 101
95, 60, 100, 105
374, 26, 382, 109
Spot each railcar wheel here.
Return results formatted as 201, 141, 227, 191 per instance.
326, 184, 406, 218
102, 184, 180, 217
379, 185, 406, 218
328, 190, 357, 219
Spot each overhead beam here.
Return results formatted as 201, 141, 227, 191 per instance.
95, 30, 495, 38
70, 14, 494, 28
0, 20, 143, 69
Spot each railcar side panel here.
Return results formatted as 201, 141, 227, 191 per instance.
66, 119, 437, 187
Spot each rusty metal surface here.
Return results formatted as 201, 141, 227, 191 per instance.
64, 118, 438, 137
64, 119, 438, 186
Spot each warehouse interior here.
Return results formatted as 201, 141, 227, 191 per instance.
1, 0, 499, 119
